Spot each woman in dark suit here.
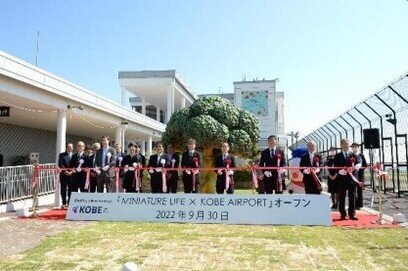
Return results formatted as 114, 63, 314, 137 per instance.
215, 142, 236, 194
122, 142, 143, 193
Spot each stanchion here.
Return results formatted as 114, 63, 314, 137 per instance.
371, 165, 400, 225
31, 164, 39, 218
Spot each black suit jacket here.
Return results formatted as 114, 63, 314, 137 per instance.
333, 151, 359, 188
148, 153, 169, 182
181, 150, 202, 169
122, 154, 143, 183
115, 152, 126, 166
58, 152, 72, 168
167, 152, 180, 180
85, 154, 96, 168
181, 150, 202, 183
70, 152, 88, 181
259, 148, 286, 179
58, 152, 72, 179
215, 154, 236, 183
325, 154, 337, 176
299, 152, 322, 184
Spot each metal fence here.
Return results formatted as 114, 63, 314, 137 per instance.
0, 163, 56, 204
290, 73, 408, 197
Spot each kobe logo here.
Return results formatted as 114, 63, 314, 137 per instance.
72, 206, 78, 213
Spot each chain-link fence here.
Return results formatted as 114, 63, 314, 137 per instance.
290, 73, 408, 197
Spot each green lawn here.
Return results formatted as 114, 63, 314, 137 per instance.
0, 222, 407, 271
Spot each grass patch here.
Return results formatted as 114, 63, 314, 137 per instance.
0, 222, 407, 271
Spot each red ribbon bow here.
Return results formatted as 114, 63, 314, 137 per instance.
313, 156, 320, 166
192, 156, 199, 167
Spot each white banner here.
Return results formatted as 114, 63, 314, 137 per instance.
66, 193, 332, 226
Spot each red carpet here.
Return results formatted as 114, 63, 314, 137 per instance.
38, 209, 67, 220
17, 209, 67, 220
331, 211, 400, 228
20, 209, 401, 228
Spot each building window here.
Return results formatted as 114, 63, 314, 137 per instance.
146, 105, 157, 120
132, 106, 142, 113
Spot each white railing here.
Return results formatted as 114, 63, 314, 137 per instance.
0, 163, 56, 204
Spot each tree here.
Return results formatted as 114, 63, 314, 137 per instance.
162, 96, 260, 192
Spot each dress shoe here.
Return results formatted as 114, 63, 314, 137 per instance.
340, 216, 347, 220
350, 217, 358, 220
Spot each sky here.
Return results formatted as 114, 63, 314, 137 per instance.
1, 0, 407, 138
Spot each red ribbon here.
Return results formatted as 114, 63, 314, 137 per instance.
276, 153, 282, 193
311, 170, 322, 192
114, 167, 120, 193
349, 157, 356, 168
225, 158, 232, 191
162, 169, 167, 193
312, 156, 322, 192
192, 156, 199, 192
134, 165, 141, 192
251, 169, 259, 190
84, 168, 91, 191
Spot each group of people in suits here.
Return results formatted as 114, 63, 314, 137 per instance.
254, 136, 367, 220
58, 135, 243, 207
296, 139, 366, 220
58, 133, 366, 220
58, 136, 120, 207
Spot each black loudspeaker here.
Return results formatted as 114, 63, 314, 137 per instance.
363, 128, 380, 149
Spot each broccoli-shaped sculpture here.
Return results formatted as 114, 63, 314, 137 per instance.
162, 96, 260, 192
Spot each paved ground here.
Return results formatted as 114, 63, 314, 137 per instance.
361, 187, 408, 219
0, 189, 406, 258
0, 206, 92, 257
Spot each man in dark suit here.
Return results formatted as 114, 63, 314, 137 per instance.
148, 142, 169, 193
215, 142, 236, 194
300, 141, 323, 194
351, 143, 367, 209
166, 144, 180, 193
259, 135, 286, 194
181, 138, 202, 193
69, 141, 88, 195
334, 139, 360, 220
94, 135, 116, 193
58, 143, 73, 208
